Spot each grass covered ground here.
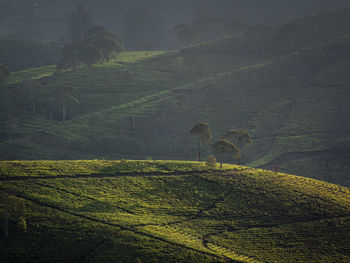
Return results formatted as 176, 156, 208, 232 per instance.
1, 160, 350, 262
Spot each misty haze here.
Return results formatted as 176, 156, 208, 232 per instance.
1, 1, 350, 262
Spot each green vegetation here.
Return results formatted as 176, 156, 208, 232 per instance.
222, 129, 252, 164
67, 5, 94, 43
57, 26, 125, 70
212, 139, 240, 168
1, 160, 350, 262
1, 8, 350, 187
206, 155, 217, 170
0, 160, 239, 178
2, 65, 56, 85
190, 122, 213, 161
0, 37, 61, 71
0, 64, 9, 82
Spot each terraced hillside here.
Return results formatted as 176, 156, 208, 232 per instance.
1, 8, 350, 186
1, 160, 350, 262
0, 49, 276, 160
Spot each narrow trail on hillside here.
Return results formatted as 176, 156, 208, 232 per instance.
195, 175, 264, 263
2, 190, 225, 262
0, 171, 254, 263
262, 145, 350, 170
128, 173, 235, 229
78, 238, 109, 263
28, 172, 237, 229
29, 173, 250, 263
32, 181, 136, 215
0, 170, 240, 181
257, 83, 307, 161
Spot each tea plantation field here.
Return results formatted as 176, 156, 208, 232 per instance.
1, 160, 350, 262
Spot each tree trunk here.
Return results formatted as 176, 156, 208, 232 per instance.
62, 103, 66, 122
142, 140, 146, 155
162, 109, 167, 120
198, 140, 201, 162
220, 162, 223, 169
5, 210, 8, 238
29, 97, 36, 113
132, 116, 136, 131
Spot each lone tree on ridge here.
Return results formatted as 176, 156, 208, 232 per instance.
190, 122, 212, 161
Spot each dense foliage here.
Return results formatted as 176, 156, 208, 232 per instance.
173, 18, 251, 47
68, 4, 94, 44
57, 26, 125, 69
0, 64, 9, 81
0, 37, 62, 71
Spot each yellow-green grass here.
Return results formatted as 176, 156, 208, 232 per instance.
0, 160, 240, 178
1, 160, 350, 262
2, 51, 169, 86
109, 51, 170, 64
3, 65, 56, 85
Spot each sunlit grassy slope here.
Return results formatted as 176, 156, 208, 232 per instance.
1, 160, 350, 263
2, 65, 57, 85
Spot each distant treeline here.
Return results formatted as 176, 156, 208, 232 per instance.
0, 37, 62, 72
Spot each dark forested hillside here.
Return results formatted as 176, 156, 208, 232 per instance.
0, 38, 61, 71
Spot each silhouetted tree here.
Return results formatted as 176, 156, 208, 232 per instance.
53, 86, 79, 121
0, 38, 61, 71
222, 129, 252, 164
0, 3, 15, 24
212, 139, 240, 168
190, 122, 212, 161
68, 5, 94, 43
122, 8, 166, 50
206, 155, 217, 169
173, 24, 198, 45
0, 191, 27, 238
18, 79, 43, 113
77, 45, 102, 65
0, 64, 9, 81
173, 18, 250, 46
58, 26, 124, 70
0, 94, 18, 140
84, 25, 107, 39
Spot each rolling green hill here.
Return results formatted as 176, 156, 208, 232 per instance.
1, 160, 350, 262
1, 8, 350, 187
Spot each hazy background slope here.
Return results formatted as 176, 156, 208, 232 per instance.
0, 8, 350, 186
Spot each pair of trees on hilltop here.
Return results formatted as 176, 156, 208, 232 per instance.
190, 122, 252, 168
